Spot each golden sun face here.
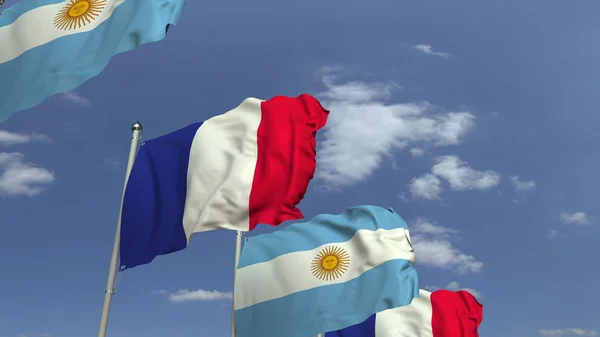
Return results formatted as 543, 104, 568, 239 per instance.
311, 246, 350, 281
54, 0, 107, 30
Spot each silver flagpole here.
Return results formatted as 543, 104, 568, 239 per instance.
97, 122, 143, 337
230, 231, 244, 337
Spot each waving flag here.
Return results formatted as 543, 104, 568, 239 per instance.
234, 205, 419, 337
0, 0, 184, 122
119, 94, 329, 270
326, 289, 483, 337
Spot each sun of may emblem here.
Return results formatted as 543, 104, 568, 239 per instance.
311, 246, 350, 281
54, 0, 107, 30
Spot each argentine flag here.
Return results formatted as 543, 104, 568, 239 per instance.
234, 205, 419, 337
0, 0, 184, 122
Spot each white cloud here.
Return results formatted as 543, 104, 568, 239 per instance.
539, 329, 598, 336
414, 44, 450, 57
413, 240, 483, 274
548, 230, 567, 239
151, 290, 168, 295
411, 219, 483, 274
17, 333, 51, 337
560, 212, 591, 225
431, 156, 500, 191
104, 157, 121, 170
61, 90, 91, 106
0, 153, 54, 197
319, 77, 401, 103
446, 281, 483, 299
409, 156, 500, 200
510, 176, 536, 192
158, 289, 233, 303
423, 285, 439, 292
316, 74, 475, 189
410, 147, 425, 157
413, 219, 457, 237
409, 173, 443, 200
0, 130, 50, 146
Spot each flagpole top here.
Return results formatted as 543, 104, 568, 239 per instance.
131, 122, 143, 132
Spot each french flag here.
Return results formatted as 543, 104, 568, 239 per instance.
326, 289, 483, 337
119, 94, 329, 270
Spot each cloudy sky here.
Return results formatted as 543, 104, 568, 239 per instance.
1, 0, 599, 337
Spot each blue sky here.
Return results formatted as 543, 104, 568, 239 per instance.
1, 0, 600, 337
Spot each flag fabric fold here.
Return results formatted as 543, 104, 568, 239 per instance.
325, 289, 483, 337
119, 94, 329, 270
234, 205, 419, 337
0, 0, 184, 122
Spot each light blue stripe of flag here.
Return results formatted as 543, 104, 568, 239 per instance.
237, 205, 408, 268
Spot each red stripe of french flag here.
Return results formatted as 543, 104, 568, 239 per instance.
431, 290, 483, 337
248, 94, 329, 230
